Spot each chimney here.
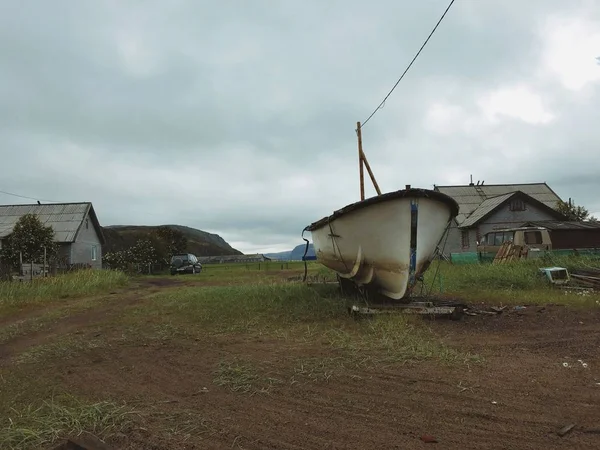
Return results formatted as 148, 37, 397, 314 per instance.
405, 184, 411, 190
469, 174, 474, 186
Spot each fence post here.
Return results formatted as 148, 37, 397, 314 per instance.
43, 246, 47, 278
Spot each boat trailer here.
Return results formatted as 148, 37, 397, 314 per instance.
334, 275, 465, 320
348, 300, 465, 320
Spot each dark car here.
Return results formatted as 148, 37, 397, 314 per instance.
170, 253, 203, 275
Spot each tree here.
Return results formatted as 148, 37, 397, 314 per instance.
556, 199, 598, 222
0, 214, 57, 269
101, 226, 189, 273
155, 226, 187, 259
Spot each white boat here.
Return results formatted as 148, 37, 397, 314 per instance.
304, 187, 459, 301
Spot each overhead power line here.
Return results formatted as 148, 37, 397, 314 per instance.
359, 0, 456, 130
0, 189, 61, 204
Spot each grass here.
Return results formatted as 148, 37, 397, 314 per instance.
213, 358, 282, 394
422, 255, 600, 307
144, 260, 335, 285
0, 269, 128, 315
14, 335, 105, 365
0, 394, 137, 450
121, 282, 477, 368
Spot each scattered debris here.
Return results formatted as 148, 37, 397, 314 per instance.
491, 401, 497, 405
557, 423, 576, 437
539, 267, 570, 285
570, 268, 600, 290
50, 433, 111, 450
561, 359, 589, 369
420, 434, 438, 443
192, 387, 209, 396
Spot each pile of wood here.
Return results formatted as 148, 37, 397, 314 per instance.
569, 267, 600, 289
492, 241, 526, 264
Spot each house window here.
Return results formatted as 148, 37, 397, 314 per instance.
494, 232, 504, 246
509, 199, 526, 211
524, 231, 543, 245
91, 245, 97, 261
461, 230, 470, 249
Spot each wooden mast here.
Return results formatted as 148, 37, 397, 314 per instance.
356, 121, 382, 201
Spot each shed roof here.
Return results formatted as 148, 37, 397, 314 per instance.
434, 183, 562, 225
0, 202, 104, 244
520, 220, 600, 231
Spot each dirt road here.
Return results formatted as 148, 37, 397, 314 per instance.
1, 280, 599, 450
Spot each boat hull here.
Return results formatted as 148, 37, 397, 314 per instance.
305, 188, 459, 301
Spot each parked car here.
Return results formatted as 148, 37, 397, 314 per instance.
170, 253, 203, 275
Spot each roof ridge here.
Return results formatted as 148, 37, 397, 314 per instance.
435, 182, 548, 188
0, 201, 92, 208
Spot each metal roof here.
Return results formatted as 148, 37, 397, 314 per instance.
434, 183, 562, 225
0, 202, 92, 242
520, 220, 600, 231
459, 193, 515, 228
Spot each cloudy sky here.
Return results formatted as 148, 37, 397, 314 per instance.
1, 0, 599, 253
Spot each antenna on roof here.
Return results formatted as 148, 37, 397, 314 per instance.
481, 180, 484, 185
476, 180, 480, 185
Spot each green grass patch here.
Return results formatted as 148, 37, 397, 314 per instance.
15, 335, 105, 365
0, 394, 137, 450
325, 315, 480, 366
423, 257, 600, 306
129, 283, 346, 334
0, 270, 129, 315
213, 358, 282, 394
120, 283, 476, 367
142, 261, 335, 284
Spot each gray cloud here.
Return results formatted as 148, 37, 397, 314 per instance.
1, 0, 600, 252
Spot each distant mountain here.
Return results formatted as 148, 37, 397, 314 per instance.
265, 243, 315, 261
102, 224, 243, 256
264, 250, 292, 260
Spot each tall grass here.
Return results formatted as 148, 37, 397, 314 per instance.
136, 283, 346, 333
423, 255, 600, 306
0, 394, 137, 450
0, 269, 128, 314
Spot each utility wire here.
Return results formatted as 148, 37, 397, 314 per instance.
359, 0, 456, 130
0, 189, 62, 203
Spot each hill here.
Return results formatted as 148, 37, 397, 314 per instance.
265, 243, 315, 261
102, 224, 243, 257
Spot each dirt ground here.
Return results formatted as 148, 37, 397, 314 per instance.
2, 279, 600, 450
